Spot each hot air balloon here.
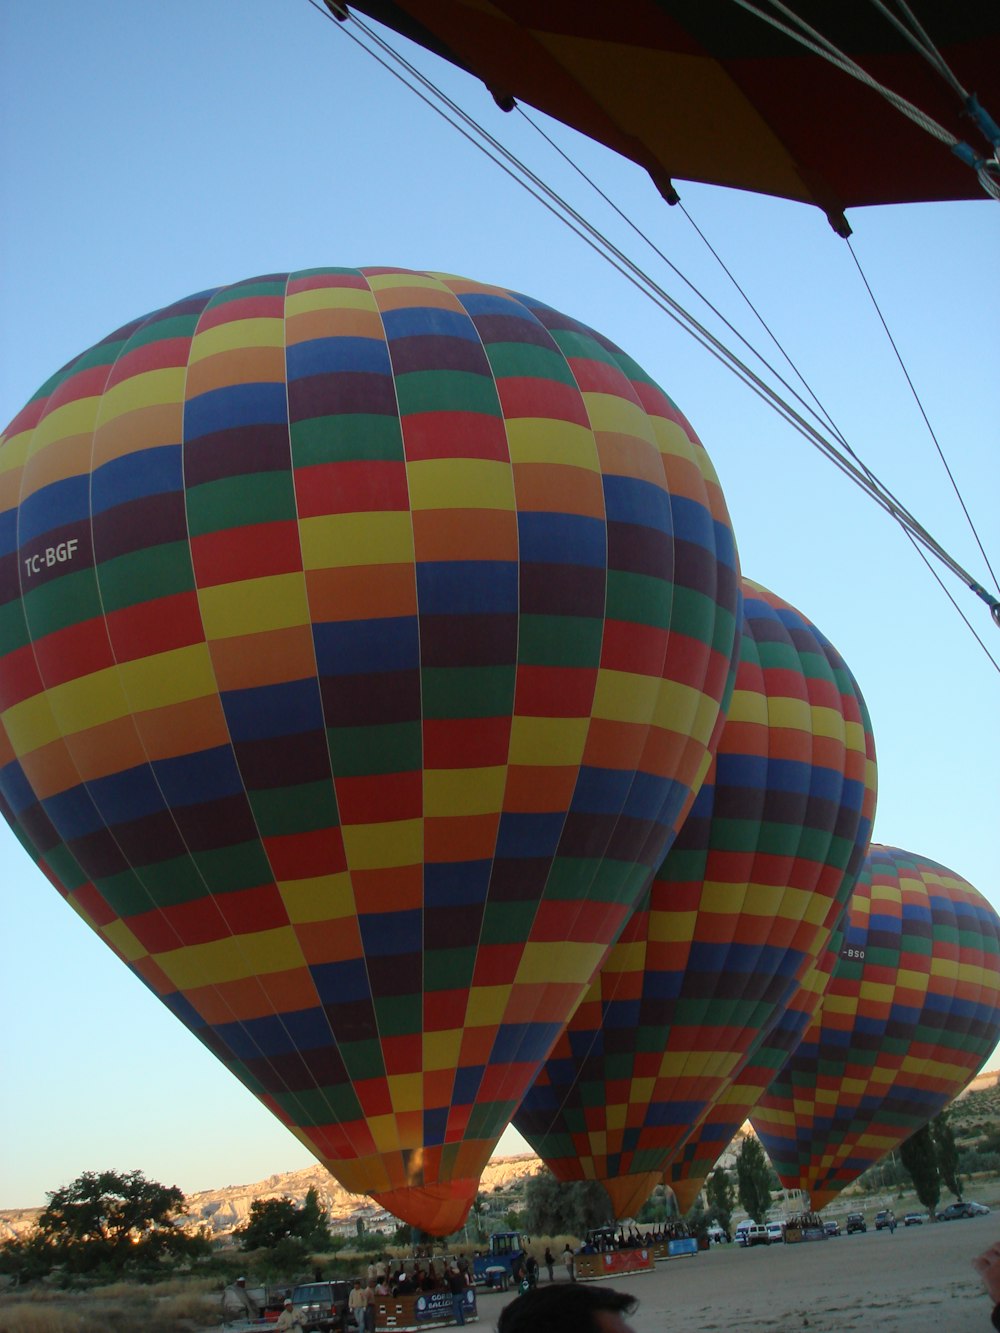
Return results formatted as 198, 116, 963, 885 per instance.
513, 577, 876, 1220
664, 922, 845, 1214
0, 266, 740, 1235
339, 2, 1000, 228
752, 844, 1000, 1212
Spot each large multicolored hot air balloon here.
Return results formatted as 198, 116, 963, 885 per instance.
753, 844, 1000, 1212
513, 578, 877, 1219
0, 266, 740, 1235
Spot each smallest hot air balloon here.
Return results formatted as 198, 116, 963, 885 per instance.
753, 844, 1000, 1211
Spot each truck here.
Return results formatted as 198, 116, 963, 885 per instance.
472, 1233, 530, 1288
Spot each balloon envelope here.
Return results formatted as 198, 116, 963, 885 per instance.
753, 844, 1000, 1212
513, 578, 876, 1219
0, 266, 739, 1234
345, 2, 999, 223
664, 913, 846, 1214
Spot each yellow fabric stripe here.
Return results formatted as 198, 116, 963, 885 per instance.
407, 458, 514, 511
424, 766, 506, 817
340, 819, 422, 870
300, 511, 414, 570
508, 716, 590, 766
515, 941, 605, 985
198, 573, 310, 639
189, 318, 285, 361
506, 418, 600, 469
98, 368, 186, 422
157, 926, 304, 990
279, 873, 355, 925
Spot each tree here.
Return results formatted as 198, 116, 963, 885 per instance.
705, 1166, 736, 1234
298, 1187, 333, 1250
931, 1113, 963, 1201
522, 1172, 611, 1236
26, 1169, 201, 1275
469, 1193, 489, 1244
237, 1196, 301, 1250
900, 1124, 941, 1216
636, 1185, 671, 1225
235, 1188, 330, 1252
736, 1135, 772, 1223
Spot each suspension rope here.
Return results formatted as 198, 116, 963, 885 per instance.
517, 105, 850, 454
513, 104, 981, 607
845, 237, 999, 600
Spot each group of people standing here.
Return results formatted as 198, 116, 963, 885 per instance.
510, 1244, 577, 1286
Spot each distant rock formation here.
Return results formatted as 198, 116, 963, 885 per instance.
0, 1154, 542, 1245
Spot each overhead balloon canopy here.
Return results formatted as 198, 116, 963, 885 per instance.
513, 578, 876, 1220
0, 266, 740, 1235
338, 1, 1000, 228
753, 844, 1000, 1212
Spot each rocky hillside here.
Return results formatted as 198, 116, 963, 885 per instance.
0, 1154, 542, 1245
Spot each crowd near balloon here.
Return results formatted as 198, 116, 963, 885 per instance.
2, 4, 999, 1239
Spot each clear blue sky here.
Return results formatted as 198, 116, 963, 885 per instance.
1, 2, 997, 1209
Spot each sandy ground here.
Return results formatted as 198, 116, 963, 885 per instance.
476, 1218, 1000, 1331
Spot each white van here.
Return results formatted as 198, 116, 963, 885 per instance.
735, 1220, 769, 1247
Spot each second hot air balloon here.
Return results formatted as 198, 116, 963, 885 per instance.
514, 578, 877, 1219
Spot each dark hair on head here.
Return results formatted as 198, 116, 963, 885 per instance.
497, 1284, 637, 1333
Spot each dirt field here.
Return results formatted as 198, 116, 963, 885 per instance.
477, 1218, 1000, 1331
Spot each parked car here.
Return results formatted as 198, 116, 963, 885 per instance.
291, 1280, 352, 1333
903, 1211, 926, 1226
766, 1221, 785, 1244
736, 1221, 770, 1247
706, 1223, 729, 1243
874, 1210, 896, 1231
937, 1201, 992, 1220
845, 1213, 867, 1234
823, 1219, 841, 1237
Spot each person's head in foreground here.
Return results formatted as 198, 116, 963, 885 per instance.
497, 1284, 638, 1333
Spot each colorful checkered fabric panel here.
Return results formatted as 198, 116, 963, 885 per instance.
752, 844, 1000, 1212
514, 578, 876, 1220
0, 267, 739, 1235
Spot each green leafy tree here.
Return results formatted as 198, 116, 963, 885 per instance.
23, 1169, 201, 1275
931, 1113, 963, 1200
705, 1166, 736, 1234
351, 1230, 388, 1253
900, 1124, 941, 1216
236, 1188, 330, 1252
237, 1196, 301, 1250
522, 1172, 611, 1236
298, 1187, 332, 1250
735, 1135, 772, 1223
